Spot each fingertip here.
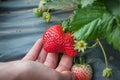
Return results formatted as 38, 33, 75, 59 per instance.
23, 38, 43, 61
44, 53, 59, 69
56, 54, 73, 72
37, 38, 43, 43
36, 48, 47, 63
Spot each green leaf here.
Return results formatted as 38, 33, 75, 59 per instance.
73, 13, 115, 41
64, 1, 106, 32
105, 22, 120, 51
62, 1, 120, 51
104, 0, 120, 16
43, 0, 80, 10
81, 0, 96, 8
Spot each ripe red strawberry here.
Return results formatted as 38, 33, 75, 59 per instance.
43, 25, 64, 53
63, 32, 78, 57
71, 64, 93, 80
43, 25, 78, 57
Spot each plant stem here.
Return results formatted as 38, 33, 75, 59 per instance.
87, 41, 98, 48
80, 55, 85, 64
47, 8, 50, 12
73, 57, 76, 64
97, 38, 108, 68
79, 52, 85, 64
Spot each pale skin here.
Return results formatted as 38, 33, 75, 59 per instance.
0, 38, 75, 80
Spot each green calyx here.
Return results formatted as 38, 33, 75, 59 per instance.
75, 64, 82, 67
74, 40, 87, 53
103, 67, 114, 79
42, 12, 51, 22
33, 8, 43, 17
75, 63, 88, 67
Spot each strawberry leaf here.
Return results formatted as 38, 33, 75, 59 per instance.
105, 17, 120, 51
72, 12, 115, 41
43, 0, 80, 10
62, 1, 120, 51
81, 0, 96, 8
63, 1, 107, 32
104, 0, 120, 16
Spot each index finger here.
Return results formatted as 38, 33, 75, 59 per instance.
56, 54, 73, 72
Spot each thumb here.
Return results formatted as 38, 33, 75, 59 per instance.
60, 71, 75, 80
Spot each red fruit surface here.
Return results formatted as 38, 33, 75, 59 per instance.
71, 64, 93, 80
63, 32, 78, 57
43, 25, 78, 57
43, 25, 64, 53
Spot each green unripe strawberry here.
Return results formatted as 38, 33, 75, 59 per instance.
33, 8, 43, 17
103, 67, 114, 79
42, 12, 51, 22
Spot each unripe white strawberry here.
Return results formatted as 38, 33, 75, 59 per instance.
71, 64, 93, 80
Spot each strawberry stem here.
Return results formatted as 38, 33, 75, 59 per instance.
96, 38, 108, 68
73, 57, 77, 64
80, 55, 85, 64
47, 8, 50, 12
87, 41, 98, 48
78, 52, 85, 64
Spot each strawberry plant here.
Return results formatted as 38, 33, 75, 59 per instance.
34, 0, 120, 79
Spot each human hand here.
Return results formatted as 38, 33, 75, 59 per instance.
22, 38, 75, 80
